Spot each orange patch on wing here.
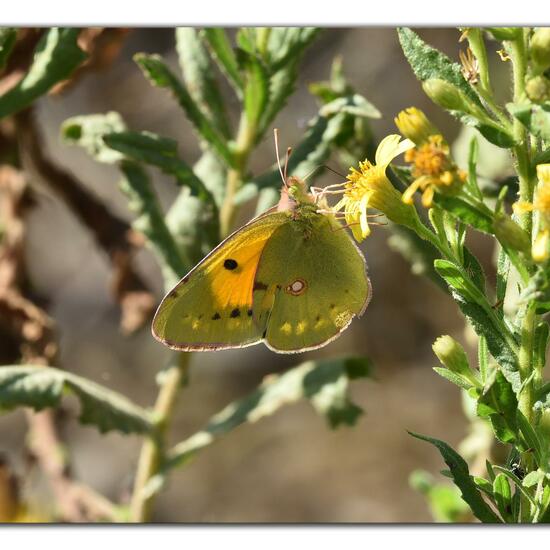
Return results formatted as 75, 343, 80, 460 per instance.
208, 237, 271, 312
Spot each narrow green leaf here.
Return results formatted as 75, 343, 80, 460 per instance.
61, 111, 128, 163
463, 247, 486, 293
0, 365, 153, 435
103, 131, 214, 203
433, 195, 493, 234
478, 336, 489, 385
508, 102, 550, 142
319, 94, 381, 119
434, 259, 520, 391
522, 470, 544, 488
201, 28, 243, 93
134, 53, 233, 167
493, 473, 513, 522
409, 431, 501, 523
493, 466, 538, 510
143, 356, 371, 497
175, 28, 231, 139
0, 28, 17, 70
516, 411, 545, 465
473, 476, 494, 498
397, 27, 481, 107
119, 160, 188, 286
477, 371, 518, 444
267, 28, 320, 73
0, 28, 87, 119
433, 367, 473, 390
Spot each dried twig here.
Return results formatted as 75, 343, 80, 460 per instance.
0, 163, 118, 522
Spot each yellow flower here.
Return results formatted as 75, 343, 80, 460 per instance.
334, 134, 417, 242
513, 163, 550, 262
394, 107, 466, 208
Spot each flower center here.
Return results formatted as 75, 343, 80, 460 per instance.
406, 135, 450, 179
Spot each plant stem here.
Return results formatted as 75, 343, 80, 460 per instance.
518, 304, 536, 421
219, 114, 256, 237
130, 352, 191, 522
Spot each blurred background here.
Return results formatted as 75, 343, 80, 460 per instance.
0, 28, 512, 522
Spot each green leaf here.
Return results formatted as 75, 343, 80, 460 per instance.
61, 111, 128, 163
119, 161, 189, 287
409, 432, 501, 523
433, 195, 493, 234
463, 247, 486, 294
0, 28, 17, 70
508, 102, 550, 142
0, 365, 153, 435
473, 476, 494, 498
493, 473, 513, 522
516, 411, 545, 465
397, 28, 480, 107
522, 469, 544, 488
477, 371, 518, 444
493, 466, 538, 510
0, 28, 87, 119
319, 94, 381, 119
134, 53, 233, 167
102, 131, 215, 205
433, 367, 473, 390
434, 259, 520, 392
267, 28, 320, 73
143, 356, 371, 497
201, 28, 243, 94
175, 28, 231, 139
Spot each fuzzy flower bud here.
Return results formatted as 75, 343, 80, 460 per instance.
422, 79, 477, 115
531, 28, 550, 73
526, 75, 550, 103
493, 213, 531, 254
433, 335, 478, 385
394, 107, 439, 146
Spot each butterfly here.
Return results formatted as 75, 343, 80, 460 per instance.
152, 137, 371, 353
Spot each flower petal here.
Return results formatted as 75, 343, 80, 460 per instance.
375, 134, 415, 167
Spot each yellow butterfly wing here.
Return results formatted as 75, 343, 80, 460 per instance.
253, 212, 371, 352
152, 211, 288, 351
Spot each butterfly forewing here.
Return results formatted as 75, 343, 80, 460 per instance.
152, 212, 288, 351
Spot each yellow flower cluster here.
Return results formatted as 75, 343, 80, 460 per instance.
394, 107, 466, 207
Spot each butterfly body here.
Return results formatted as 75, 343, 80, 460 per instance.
152, 178, 371, 353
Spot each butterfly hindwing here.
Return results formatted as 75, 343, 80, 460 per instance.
254, 212, 371, 352
152, 211, 288, 351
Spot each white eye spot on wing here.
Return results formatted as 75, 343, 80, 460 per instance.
285, 278, 308, 296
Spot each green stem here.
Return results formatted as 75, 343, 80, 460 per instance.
219, 113, 256, 237
518, 304, 536, 422
130, 353, 191, 522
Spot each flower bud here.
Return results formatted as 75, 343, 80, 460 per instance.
394, 107, 439, 145
531, 28, 550, 73
532, 230, 550, 263
432, 335, 478, 385
493, 213, 531, 254
422, 79, 482, 119
526, 76, 550, 103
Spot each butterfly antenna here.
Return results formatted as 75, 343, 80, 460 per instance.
283, 146, 292, 185
274, 128, 286, 185
303, 164, 347, 182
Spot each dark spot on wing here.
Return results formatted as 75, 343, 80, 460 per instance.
330, 304, 336, 310
262, 328, 267, 338
168, 289, 179, 298
182, 275, 190, 284
198, 314, 203, 320
212, 312, 221, 320
316, 314, 321, 321
247, 309, 253, 317
230, 308, 240, 318
253, 281, 268, 291
224, 259, 238, 270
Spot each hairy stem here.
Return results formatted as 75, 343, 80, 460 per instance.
130, 352, 191, 522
